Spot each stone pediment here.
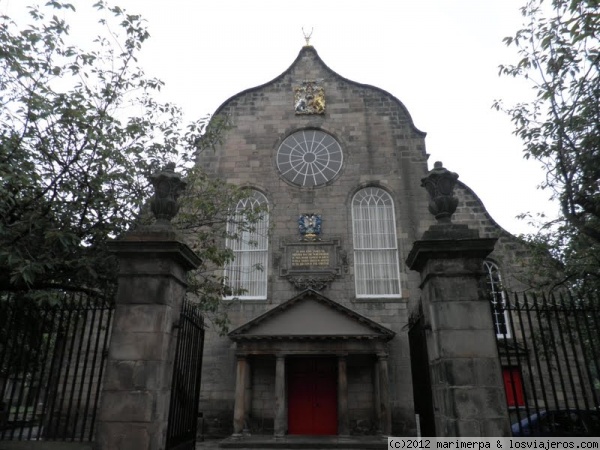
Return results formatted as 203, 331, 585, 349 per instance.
228, 290, 395, 341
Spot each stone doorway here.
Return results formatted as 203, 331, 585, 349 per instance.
287, 357, 337, 435
227, 290, 396, 437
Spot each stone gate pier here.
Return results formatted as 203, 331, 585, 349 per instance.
406, 163, 511, 436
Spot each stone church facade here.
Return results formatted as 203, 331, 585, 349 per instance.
195, 46, 529, 438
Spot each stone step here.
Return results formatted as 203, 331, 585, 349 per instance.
200, 435, 388, 449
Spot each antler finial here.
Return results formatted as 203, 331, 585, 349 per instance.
302, 27, 314, 46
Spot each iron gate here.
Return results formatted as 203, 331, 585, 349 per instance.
0, 291, 114, 442
166, 299, 205, 450
408, 308, 436, 437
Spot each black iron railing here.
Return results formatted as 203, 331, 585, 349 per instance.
0, 291, 114, 441
497, 291, 600, 435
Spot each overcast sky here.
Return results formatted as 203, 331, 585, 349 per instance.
2, 0, 558, 236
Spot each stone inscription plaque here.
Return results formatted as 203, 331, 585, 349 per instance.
291, 249, 330, 269
280, 239, 343, 290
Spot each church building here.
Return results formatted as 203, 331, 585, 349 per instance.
195, 45, 529, 438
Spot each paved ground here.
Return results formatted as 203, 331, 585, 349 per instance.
196, 439, 221, 449
0, 436, 386, 450
195, 435, 388, 449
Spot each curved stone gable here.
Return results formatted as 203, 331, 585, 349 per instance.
212, 46, 425, 138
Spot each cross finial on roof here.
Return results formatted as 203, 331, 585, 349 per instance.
302, 27, 313, 46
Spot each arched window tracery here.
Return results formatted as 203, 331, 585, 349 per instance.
225, 190, 269, 300
351, 187, 401, 298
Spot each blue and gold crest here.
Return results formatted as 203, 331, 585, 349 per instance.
298, 213, 322, 241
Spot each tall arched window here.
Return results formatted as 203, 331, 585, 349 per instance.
352, 187, 401, 298
484, 260, 510, 338
225, 191, 269, 300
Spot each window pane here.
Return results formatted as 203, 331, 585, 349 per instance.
225, 191, 269, 299
352, 188, 401, 297
484, 260, 510, 338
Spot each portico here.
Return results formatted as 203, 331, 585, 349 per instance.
228, 290, 395, 438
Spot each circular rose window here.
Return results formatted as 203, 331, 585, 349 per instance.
276, 130, 343, 187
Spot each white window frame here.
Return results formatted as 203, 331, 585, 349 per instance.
484, 260, 510, 338
224, 191, 269, 300
351, 187, 402, 298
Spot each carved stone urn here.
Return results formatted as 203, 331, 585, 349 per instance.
421, 161, 459, 223
149, 162, 187, 227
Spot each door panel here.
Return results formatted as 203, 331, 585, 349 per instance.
288, 358, 337, 435
287, 362, 313, 434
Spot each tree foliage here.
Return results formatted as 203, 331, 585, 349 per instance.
175, 165, 269, 332
496, 0, 600, 293
0, 1, 180, 293
0, 2, 265, 330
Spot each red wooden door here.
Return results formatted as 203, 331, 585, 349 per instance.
288, 358, 337, 435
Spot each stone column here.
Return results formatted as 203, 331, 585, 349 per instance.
337, 355, 349, 436
96, 234, 201, 450
373, 359, 382, 434
378, 353, 392, 435
244, 358, 252, 434
274, 355, 286, 437
406, 235, 511, 436
233, 355, 248, 437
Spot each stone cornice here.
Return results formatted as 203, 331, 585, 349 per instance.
108, 237, 201, 271
406, 237, 497, 272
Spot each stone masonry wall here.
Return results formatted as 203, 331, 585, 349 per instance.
454, 182, 543, 294
347, 356, 375, 435
196, 46, 428, 437
195, 46, 528, 437
248, 356, 275, 433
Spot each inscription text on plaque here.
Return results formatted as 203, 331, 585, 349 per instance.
291, 249, 330, 268
279, 239, 343, 290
